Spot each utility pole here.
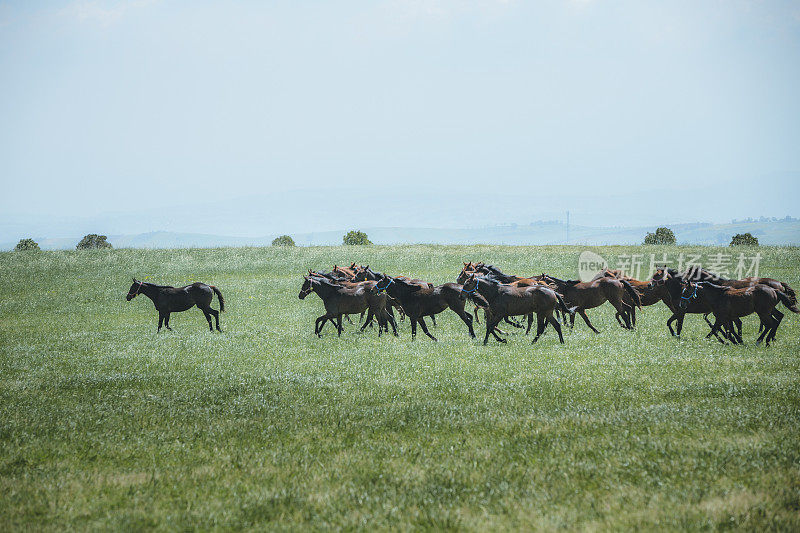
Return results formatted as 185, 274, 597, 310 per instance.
566, 210, 570, 244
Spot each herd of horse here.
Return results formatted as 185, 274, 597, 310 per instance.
125, 261, 798, 346
297, 262, 798, 346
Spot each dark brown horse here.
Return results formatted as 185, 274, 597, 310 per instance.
456, 267, 554, 328
307, 271, 398, 332
373, 275, 482, 340
542, 275, 641, 332
652, 267, 761, 339
353, 265, 436, 324
680, 280, 798, 346
682, 266, 797, 301
298, 276, 397, 337
461, 274, 569, 345
126, 278, 225, 332
594, 269, 672, 326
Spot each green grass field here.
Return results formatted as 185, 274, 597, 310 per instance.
2, 245, 799, 530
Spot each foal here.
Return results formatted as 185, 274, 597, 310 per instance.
543, 275, 641, 332
652, 268, 744, 339
680, 280, 798, 346
461, 275, 569, 345
308, 271, 397, 333
373, 276, 481, 341
594, 269, 671, 327
126, 278, 225, 332
298, 276, 397, 337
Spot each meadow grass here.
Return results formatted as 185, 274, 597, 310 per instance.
1, 245, 799, 531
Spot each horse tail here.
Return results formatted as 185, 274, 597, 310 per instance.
780, 282, 797, 305
555, 292, 573, 318
621, 279, 642, 310
211, 285, 225, 312
777, 290, 799, 313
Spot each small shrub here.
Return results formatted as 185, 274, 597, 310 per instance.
730, 232, 759, 246
643, 227, 676, 245
272, 235, 296, 247
343, 230, 372, 246
15, 238, 40, 251
76, 234, 112, 250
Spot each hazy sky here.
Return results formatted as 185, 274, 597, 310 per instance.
1, 1, 799, 224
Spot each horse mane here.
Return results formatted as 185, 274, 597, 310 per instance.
142, 281, 173, 289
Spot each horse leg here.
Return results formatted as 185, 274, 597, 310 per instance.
418, 317, 437, 341
473, 306, 481, 324
549, 314, 564, 343
410, 317, 418, 340
385, 309, 399, 336
208, 308, 221, 331
198, 306, 214, 331
484, 316, 498, 345
337, 315, 343, 336
676, 314, 686, 337
617, 302, 632, 329
345, 315, 354, 325
708, 318, 726, 344
525, 313, 534, 335
430, 315, 437, 327
531, 314, 546, 343
454, 309, 475, 338
158, 312, 165, 332
360, 309, 374, 333
755, 315, 771, 345
767, 309, 784, 344
578, 309, 600, 333
667, 313, 677, 336
730, 320, 744, 344
490, 323, 506, 342
765, 311, 782, 346
315, 315, 326, 336
164, 312, 172, 331
504, 317, 524, 328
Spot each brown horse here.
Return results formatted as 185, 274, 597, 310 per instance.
126, 278, 225, 332
594, 269, 672, 326
331, 263, 359, 279
682, 266, 797, 307
456, 266, 554, 328
353, 265, 438, 325
460, 274, 569, 345
373, 275, 483, 340
652, 267, 770, 339
298, 276, 397, 337
542, 275, 641, 332
308, 270, 398, 332
680, 280, 798, 346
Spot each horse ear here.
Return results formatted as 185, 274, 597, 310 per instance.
365, 265, 369, 270
132, 277, 137, 282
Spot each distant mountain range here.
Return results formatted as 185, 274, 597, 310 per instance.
4, 219, 798, 250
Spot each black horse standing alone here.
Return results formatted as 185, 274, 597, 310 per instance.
126, 278, 225, 332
